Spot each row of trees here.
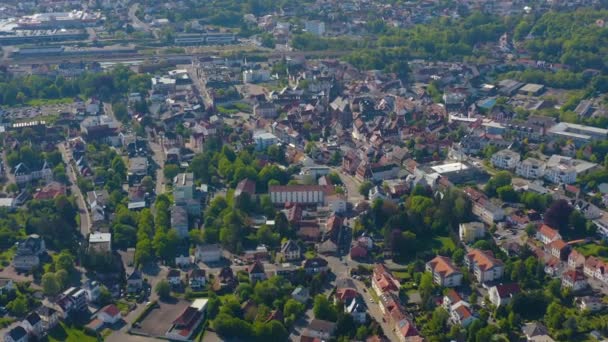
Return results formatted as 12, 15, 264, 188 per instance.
0, 65, 150, 106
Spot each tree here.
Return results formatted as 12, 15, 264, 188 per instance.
284, 299, 305, 318
135, 236, 154, 266
163, 164, 180, 180
155, 280, 171, 300
358, 181, 373, 198
544, 199, 573, 232
42, 273, 61, 296
55, 250, 75, 274
7, 296, 28, 317
98, 286, 112, 305
313, 295, 337, 322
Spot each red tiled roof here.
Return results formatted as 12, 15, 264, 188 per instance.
494, 283, 520, 298
549, 239, 567, 251
101, 304, 120, 317
539, 224, 560, 240
466, 249, 503, 271
427, 256, 460, 277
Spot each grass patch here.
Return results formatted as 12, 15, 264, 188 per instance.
575, 243, 608, 260
48, 322, 97, 342
393, 271, 411, 282
0, 317, 14, 328
115, 300, 132, 315
304, 251, 317, 259
25, 97, 74, 107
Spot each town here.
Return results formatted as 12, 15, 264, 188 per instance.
1, 0, 608, 342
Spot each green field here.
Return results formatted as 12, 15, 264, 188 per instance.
575, 243, 608, 260
25, 98, 74, 107
47, 323, 97, 342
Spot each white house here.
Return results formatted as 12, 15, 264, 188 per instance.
459, 222, 486, 243
562, 269, 587, 292
488, 283, 520, 307
464, 249, 504, 283
516, 158, 545, 179
491, 149, 520, 169
194, 244, 222, 263
426, 256, 463, 287
89, 232, 112, 253
97, 304, 122, 324
280, 240, 301, 261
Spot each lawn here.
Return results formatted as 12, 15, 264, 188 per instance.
417, 236, 456, 253
47, 323, 97, 342
25, 97, 73, 107
575, 243, 608, 260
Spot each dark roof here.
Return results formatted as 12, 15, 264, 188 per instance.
25, 312, 42, 325
167, 269, 181, 278
303, 257, 328, 268
248, 261, 265, 274
494, 283, 521, 298
128, 269, 142, 281
308, 319, 336, 333
523, 322, 549, 337
7, 326, 27, 340
190, 269, 206, 278
173, 306, 199, 326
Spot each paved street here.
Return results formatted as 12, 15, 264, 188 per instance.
58, 142, 91, 237
147, 133, 166, 195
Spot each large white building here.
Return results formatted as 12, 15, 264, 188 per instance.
464, 249, 504, 283
548, 122, 608, 145
516, 158, 545, 179
491, 149, 520, 169
459, 222, 486, 243
269, 185, 326, 205
253, 132, 279, 151
305, 20, 325, 36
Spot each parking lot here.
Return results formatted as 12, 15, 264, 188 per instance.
134, 299, 190, 337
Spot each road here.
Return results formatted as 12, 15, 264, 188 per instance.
331, 167, 364, 205
147, 133, 166, 195
105, 266, 168, 342
188, 63, 214, 110
128, 3, 152, 32
1, 150, 16, 185
58, 143, 92, 237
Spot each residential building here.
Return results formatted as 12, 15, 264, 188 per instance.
280, 240, 301, 261
248, 261, 266, 282
562, 269, 587, 291
459, 222, 486, 243
21, 312, 43, 337
173, 173, 201, 216
536, 225, 561, 245
253, 102, 277, 118
127, 270, 143, 293
463, 187, 504, 224
548, 122, 608, 145
88, 232, 112, 253
165, 299, 208, 341
253, 132, 279, 151
345, 297, 367, 324
83, 280, 101, 302
188, 269, 206, 289
235, 179, 256, 199
547, 239, 569, 260
451, 304, 476, 327
426, 256, 463, 287
167, 269, 181, 286
194, 244, 222, 263
304, 319, 336, 340
269, 185, 326, 205
522, 322, 554, 342
292, 286, 310, 303
305, 20, 325, 36
568, 250, 586, 269
464, 249, 504, 283
4, 326, 28, 342
97, 304, 121, 324
575, 296, 603, 312
171, 205, 189, 239
372, 264, 401, 295
36, 306, 59, 331
0, 279, 14, 295
516, 158, 545, 179
13, 161, 52, 184
13, 234, 46, 271
303, 257, 329, 274
395, 318, 422, 342
488, 283, 520, 307
491, 149, 520, 169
